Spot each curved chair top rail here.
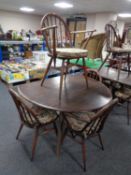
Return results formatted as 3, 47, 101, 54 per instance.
41, 13, 72, 54
105, 23, 122, 51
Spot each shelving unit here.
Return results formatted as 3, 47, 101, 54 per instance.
0, 40, 46, 62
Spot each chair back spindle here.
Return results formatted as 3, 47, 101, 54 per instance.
9, 88, 40, 128
86, 69, 102, 82
83, 98, 118, 134
41, 13, 72, 54
61, 98, 118, 172
63, 98, 118, 135
105, 24, 122, 51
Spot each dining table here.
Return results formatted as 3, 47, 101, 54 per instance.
18, 73, 112, 113
99, 67, 131, 87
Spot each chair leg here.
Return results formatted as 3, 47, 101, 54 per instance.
98, 52, 110, 71
56, 127, 68, 157
127, 101, 130, 125
81, 138, 87, 172
56, 127, 62, 157
75, 58, 80, 64
98, 133, 104, 150
127, 53, 130, 76
59, 59, 65, 99
41, 57, 53, 86
65, 59, 70, 79
82, 58, 88, 88
16, 123, 24, 140
31, 128, 39, 161
61, 127, 68, 145
117, 58, 122, 80
53, 122, 58, 135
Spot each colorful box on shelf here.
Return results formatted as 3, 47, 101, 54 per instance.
0, 51, 67, 84
0, 58, 46, 83
29, 69, 44, 79
33, 51, 48, 62
1, 70, 29, 83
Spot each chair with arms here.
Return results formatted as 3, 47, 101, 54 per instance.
9, 88, 58, 161
40, 13, 96, 99
98, 24, 129, 79
81, 33, 105, 60
60, 98, 118, 171
114, 85, 131, 125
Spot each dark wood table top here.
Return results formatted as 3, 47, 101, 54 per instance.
99, 67, 131, 86
18, 74, 112, 112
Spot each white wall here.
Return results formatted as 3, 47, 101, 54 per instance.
0, 10, 125, 37
0, 10, 42, 33
86, 12, 118, 33
86, 14, 96, 31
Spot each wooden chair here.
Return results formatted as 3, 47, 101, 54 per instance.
60, 98, 118, 171
40, 13, 96, 99
115, 85, 131, 125
81, 33, 105, 60
9, 88, 58, 161
98, 24, 129, 79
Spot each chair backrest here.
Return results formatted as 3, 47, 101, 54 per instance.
81, 33, 105, 59
64, 98, 118, 135
41, 13, 72, 55
84, 98, 118, 135
86, 69, 102, 82
122, 27, 131, 44
105, 24, 122, 51
9, 88, 40, 128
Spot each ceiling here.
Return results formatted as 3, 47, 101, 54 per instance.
0, 0, 131, 15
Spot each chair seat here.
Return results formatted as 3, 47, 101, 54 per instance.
56, 48, 88, 58
66, 112, 95, 132
38, 109, 57, 124
29, 105, 58, 125
115, 88, 131, 100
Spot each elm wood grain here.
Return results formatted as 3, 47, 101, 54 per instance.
18, 74, 112, 112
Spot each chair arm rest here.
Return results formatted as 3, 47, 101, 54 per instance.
41, 25, 57, 57
71, 29, 96, 34
79, 30, 96, 49
41, 25, 57, 31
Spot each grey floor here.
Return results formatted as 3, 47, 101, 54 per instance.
0, 82, 131, 175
